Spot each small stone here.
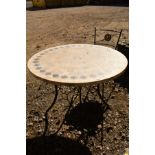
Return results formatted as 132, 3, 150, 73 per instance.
106, 146, 110, 150
49, 128, 56, 132
115, 87, 119, 92
108, 113, 111, 117
118, 119, 121, 123
50, 119, 54, 122
96, 145, 102, 150
38, 118, 43, 122
115, 112, 119, 116
38, 129, 42, 133
66, 133, 71, 138
34, 117, 39, 122
58, 132, 63, 135
28, 122, 33, 126
114, 120, 117, 125
26, 132, 29, 137
124, 148, 129, 155
77, 131, 82, 135
98, 124, 102, 129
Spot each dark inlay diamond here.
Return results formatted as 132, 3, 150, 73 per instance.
61, 75, 68, 79
34, 64, 40, 67
33, 61, 38, 63
80, 76, 86, 79
34, 58, 39, 61
45, 72, 51, 75
40, 70, 45, 73
36, 67, 42, 70
70, 76, 76, 79
53, 74, 59, 78
90, 74, 96, 78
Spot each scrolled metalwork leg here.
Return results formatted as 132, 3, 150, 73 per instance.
79, 86, 82, 104
97, 83, 110, 112
53, 93, 78, 135
43, 85, 58, 136
83, 86, 91, 103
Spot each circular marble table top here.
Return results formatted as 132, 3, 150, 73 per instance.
28, 44, 128, 85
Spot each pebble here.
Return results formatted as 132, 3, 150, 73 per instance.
50, 119, 54, 122
28, 122, 33, 126
34, 117, 39, 122
115, 112, 119, 116
38, 129, 42, 133
65, 125, 69, 130
119, 119, 122, 123
38, 118, 43, 122
49, 128, 56, 132
108, 113, 111, 117
66, 133, 71, 138
58, 132, 63, 135
124, 148, 129, 155
114, 120, 118, 125
115, 88, 119, 92
77, 131, 82, 135
98, 124, 102, 129
26, 132, 29, 137
96, 145, 102, 150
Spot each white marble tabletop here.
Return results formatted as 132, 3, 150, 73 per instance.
27, 44, 128, 85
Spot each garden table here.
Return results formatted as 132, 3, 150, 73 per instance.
27, 44, 128, 136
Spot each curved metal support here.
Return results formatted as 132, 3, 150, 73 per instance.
97, 84, 110, 111
97, 84, 105, 103
83, 86, 91, 102
43, 85, 58, 136
53, 93, 78, 135
79, 86, 82, 104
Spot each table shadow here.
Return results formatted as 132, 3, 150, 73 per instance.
115, 44, 129, 91
65, 100, 104, 136
27, 135, 92, 155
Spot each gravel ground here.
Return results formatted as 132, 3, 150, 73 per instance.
26, 5, 129, 155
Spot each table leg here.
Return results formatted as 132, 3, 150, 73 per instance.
79, 86, 82, 104
83, 86, 91, 102
97, 83, 110, 111
54, 93, 77, 135
43, 85, 58, 136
